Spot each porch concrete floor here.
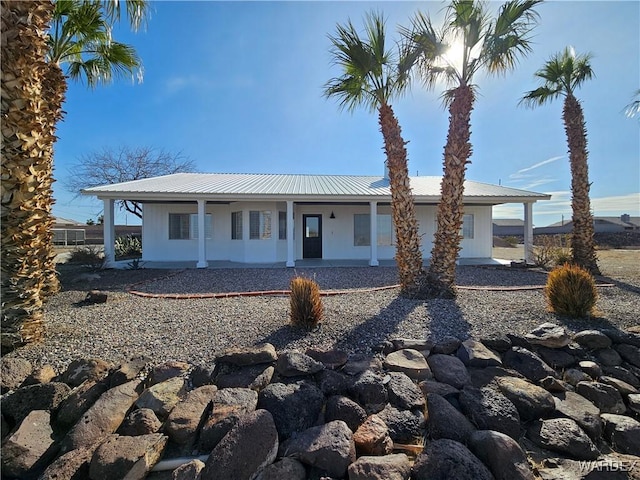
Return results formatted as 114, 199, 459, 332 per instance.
110, 257, 512, 269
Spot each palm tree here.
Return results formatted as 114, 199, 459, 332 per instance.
402, 0, 541, 298
1, 0, 149, 351
521, 47, 600, 275
2, 0, 57, 351
324, 12, 425, 297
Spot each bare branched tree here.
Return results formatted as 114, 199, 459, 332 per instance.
66, 145, 197, 218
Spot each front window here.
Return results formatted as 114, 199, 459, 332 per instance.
353, 214, 394, 246
462, 214, 474, 239
278, 211, 287, 240
169, 213, 212, 240
250, 210, 272, 239
231, 211, 243, 240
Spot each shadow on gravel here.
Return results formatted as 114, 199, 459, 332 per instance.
596, 275, 640, 295
333, 296, 421, 352
550, 312, 629, 333
258, 325, 313, 352
424, 297, 471, 343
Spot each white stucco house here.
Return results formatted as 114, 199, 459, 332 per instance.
82, 172, 550, 268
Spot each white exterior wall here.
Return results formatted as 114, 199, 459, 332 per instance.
460, 206, 493, 258
142, 202, 493, 263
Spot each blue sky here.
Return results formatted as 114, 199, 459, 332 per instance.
53, 1, 639, 227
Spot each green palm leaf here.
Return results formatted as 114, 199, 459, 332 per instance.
48, 0, 145, 88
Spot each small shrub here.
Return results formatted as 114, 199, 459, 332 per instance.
115, 235, 142, 259
545, 263, 598, 318
289, 276, 323, 330
126, 258, 146, 270
532, 235, 571, 269
68, 245, 105, 270
553, 250, 573, 267
504, 236, 519, 247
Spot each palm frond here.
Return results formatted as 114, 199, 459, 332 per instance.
522, 46, 594, 107
519, 85, 563, 108
400, 10, 449, 90
101, 0, 151, 32
483, 0, 541, 75
48, 0, 143, 88
324, 10, 405, 112
624, 89, 640, 118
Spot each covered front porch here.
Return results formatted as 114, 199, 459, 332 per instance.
99, 197, 537, 268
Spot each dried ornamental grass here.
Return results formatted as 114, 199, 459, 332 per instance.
545, 263, 598, 318
289, 276, 323, 330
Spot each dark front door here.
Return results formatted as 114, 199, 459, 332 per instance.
303, 215, 322, 259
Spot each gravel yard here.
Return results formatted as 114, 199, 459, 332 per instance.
7, 249, 639, 372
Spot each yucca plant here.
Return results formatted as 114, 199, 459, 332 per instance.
115, 235, 142, 259
545, 263, 597, 318
289, 276, 323, 331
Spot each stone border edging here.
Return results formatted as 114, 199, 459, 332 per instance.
126, 282, 616, 300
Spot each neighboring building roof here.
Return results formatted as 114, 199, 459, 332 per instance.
492, 219, 525, 227
82, 173, 551, 204
540, 216, 640, 228
594, 216, 640, 227
54, 216, 84, 227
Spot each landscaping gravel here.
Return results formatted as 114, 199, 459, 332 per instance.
7, 261, 639, 373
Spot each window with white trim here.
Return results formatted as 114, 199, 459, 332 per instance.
353, 214, 394, 246
231, 211, 243, 240
461, 214, 474, 239
250, 210, 272, 239
169, 213, 212, 240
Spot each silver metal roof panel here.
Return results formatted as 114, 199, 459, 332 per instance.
83, 173, 550, 202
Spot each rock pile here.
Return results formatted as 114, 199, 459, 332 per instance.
2, 322, 640, 479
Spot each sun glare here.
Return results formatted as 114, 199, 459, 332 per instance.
443, 38, 465, 71
439, 35, 483, 74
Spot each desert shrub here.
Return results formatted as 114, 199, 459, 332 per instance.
554, 250, 573, 267
68, 245, 105, 270
532, 235, 571, 269
504, 236, 520, 247
115, 235, 142, 258
126, 258, 146, 270
290, 276, 323, 330
545, 263, 598, 318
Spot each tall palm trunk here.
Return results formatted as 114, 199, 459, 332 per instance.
427, 84, 475, 298
378, 103, 424, 297
1, 0, 57, 351
563, 93, 600, 275
39, 63, 68, 298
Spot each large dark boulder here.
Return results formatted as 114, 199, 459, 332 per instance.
503, 347, 557, 382
459, 386, 521, 439
258, 381, 324, 440
281, 420, 355, 478
200, 409, 278, 480
412, 439, 494, 480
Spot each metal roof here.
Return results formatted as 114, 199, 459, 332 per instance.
82, 173, 551, 204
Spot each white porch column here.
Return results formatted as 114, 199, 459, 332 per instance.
103, 198, 115, 267
524, 202, 534, 264
286, 200, 295, 267
369, 201, 379, 266
197, 199, 208, 268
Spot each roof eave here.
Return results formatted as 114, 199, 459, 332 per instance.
84, 190, 551, 205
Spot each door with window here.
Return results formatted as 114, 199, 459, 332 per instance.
302, 214, 322, 258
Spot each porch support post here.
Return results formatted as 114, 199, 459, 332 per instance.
286, 200, 295, 267
524, 202, 534, 264
369, 201, 379, 266
197, 199, 208, 268
103, 198, 115, 267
